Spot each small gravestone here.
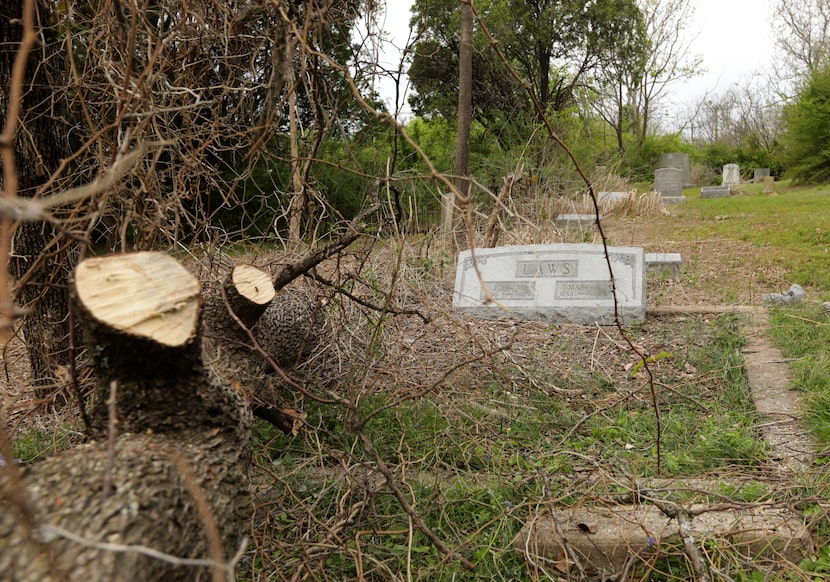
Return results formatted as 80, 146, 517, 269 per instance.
753, 168, 770, 183
598, 191, 627, 204
722, 164, 740, 187
653, 168, 686, 203
453, 244, 646, 324
655, 152, 692, 188
700, 186, 731, 198
763, 176, 775, 194
645, 253, 682, 276
555, 213, 602, 228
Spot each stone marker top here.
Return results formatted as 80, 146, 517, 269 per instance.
453, 244, 646, 324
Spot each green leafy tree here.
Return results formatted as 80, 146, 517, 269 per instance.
408, 0, 646, 135
781, 65, 830, 183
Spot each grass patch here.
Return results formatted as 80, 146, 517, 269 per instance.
11, 422, 83, 464
769, 304, 830, 444
247, 314, 774, 580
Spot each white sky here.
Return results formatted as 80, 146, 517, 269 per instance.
372, 0, 778, 117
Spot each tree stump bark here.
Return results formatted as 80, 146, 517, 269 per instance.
202, 264, 322, 434
0, 252, 251, 581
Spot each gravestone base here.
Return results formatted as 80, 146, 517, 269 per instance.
701, 186, 731, 198
516, 504, 812, 574
645, 253, 682, 276
555, 214, 602, 228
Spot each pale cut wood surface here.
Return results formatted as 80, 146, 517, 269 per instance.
75, 252, 200, 346
231, 264, 275, 305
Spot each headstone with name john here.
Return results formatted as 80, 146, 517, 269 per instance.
653, 167, 686, 203
753, 168, 770, 183
453, 244, 646, 324
655, 152, 691, 188
722, 164, 740, 187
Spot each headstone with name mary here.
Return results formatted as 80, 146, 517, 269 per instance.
653, 167, 686, 203
722, 164, 741, 187
453, 244, 646, 324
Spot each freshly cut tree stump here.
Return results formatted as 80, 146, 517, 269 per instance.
1, 252, 251, 581
74, 251, 202, 347
224, 264, 277, 326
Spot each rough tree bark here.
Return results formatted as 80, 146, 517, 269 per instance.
0, 0, 76, 392
202, 264, 323, 435
0, 252, 251, 581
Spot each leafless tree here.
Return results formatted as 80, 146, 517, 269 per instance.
685, 77, 783, 151
772, 0, 830, 81
593, 0, 703, 150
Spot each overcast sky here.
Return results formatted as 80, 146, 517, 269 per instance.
372, 0, 778, 118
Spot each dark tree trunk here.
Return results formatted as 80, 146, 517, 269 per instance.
445, 0, 473, 250
0, 0, 76, 393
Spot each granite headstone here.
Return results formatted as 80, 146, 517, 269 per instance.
453, 244, 646, 324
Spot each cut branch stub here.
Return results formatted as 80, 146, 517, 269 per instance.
226, 264, 276, 326
74, 251, 200, 347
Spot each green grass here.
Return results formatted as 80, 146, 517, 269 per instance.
247, 314, 775, 580
11, 423, 83, 464
769, 304, 830, 445
677, 183, 830, 290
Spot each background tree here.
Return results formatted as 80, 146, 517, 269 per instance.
592, 0, 701, 157
772, 0, 830, 81
780, 65, 830, 183
408, 0, 646, 133
444, 1, 473, 249
1, 0, 76, 393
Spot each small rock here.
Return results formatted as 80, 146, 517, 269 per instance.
761, 284, 805, 305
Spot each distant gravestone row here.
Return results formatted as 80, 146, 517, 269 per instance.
651, 158, 778, 201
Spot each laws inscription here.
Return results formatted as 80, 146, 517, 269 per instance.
453, 244, 646, 324
516, 260, 577, 278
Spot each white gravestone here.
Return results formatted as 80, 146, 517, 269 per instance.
722, 164, 740, 187
453, 244, 646, 325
